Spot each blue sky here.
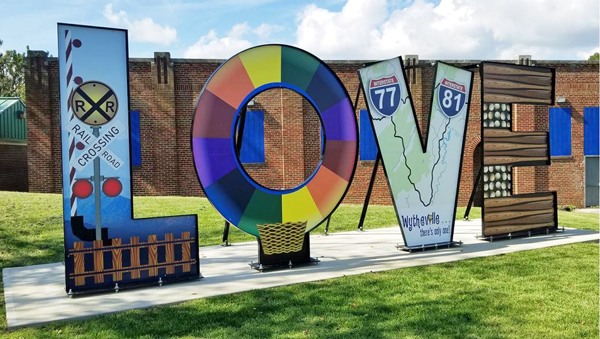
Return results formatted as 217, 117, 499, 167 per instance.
1, 0, 598, 60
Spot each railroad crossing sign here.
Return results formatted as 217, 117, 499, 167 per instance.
71, 81, 118, 126
68, 119, 126, 171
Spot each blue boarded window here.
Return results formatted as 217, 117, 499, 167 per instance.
130, 111, 142, 166
359, 109, 378, 161
240, 110, 265, 163
584, 107, 599, 156
549, 107, 572, 157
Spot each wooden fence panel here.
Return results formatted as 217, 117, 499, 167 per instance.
73, 242, 86, 286
182, 232, 191, 272
93, 240, 104, 283
165, 233, 175, 274
68, 233, 197, 287
130, 236, 141, 279
148, 235, 158, 276
111, 238, 122, 281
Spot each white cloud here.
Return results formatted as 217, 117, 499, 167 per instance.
253, 23, 284, 41
294, 0, 600, 60
184, 23, 253, 58
103, 4, 177, 46
576, 46, 599, 60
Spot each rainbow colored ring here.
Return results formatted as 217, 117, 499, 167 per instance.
192, 45, 357, 237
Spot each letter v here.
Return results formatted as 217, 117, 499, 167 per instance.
358, 58, 474, 248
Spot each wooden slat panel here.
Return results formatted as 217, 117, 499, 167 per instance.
483, 94, 552, 104
483, 193, 556, 236
483, 79, 550, 90
484, 130, 549, 166
484, 135, 547, 144
484, 143, 547, 151
484, 208, 554, 222
165, 233, 175, 274
482, 63, 554, 104
93, 240, 104, 284
484, 222, 556, 236
484, 74, 552, 87
182, 232, 191, 272
485, 148, 548, 157
73, 242, 86, 286
484, 156, 548, 165
484, 193, 553, 208
484, 64, 552, 77
485, 88, 551, 100
486, 199, 554, 213
484, 213, 555, 228
148, 235, 158, 277
130, 236, 140, 279
484, 129, 546, 138
111, 238, 123, 282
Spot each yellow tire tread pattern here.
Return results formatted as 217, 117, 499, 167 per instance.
257, 221, 306, 255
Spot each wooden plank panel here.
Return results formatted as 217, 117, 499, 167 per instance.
481, 62, 554, 105
484, 143, 547, 151
93, 240, 104, 284
484, 156, 548, 165
484, 222, 556, 236
484, 208, 554, 222
130, 236, 140, 279
483, 192, 557, 237
182, 232, 191, 272
484, 213, 555, 228
486, 199, 554, 213
484, 193, 553, 208
485, 148, 548, 157
485, 73, 552, 87
483, 79, 550, 90
484, 129, 546, 138
148, 235, 158, 277
485, 88, 551, 100
73, 242, 86, 286
111, 238, 123, 282
484, 64, 552, 77
483, 94, 552, 104
484, 130, 549, 166
165, 233, 175, 274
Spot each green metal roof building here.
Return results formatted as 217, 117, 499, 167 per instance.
0, 97, 27, 143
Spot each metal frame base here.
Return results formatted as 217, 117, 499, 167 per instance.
397, 241, 463, 252
249, 257, 320, 272
67, 273, 204, 298
477, 226, 565, 242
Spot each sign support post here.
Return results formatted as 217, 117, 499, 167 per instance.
463, 166, 482, 220
357, 152, 380, 230
92, 126, 103, 240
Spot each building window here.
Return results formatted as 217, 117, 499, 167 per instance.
549, 107, 572, 157
240, 110, 265, 163
584, 107, 599, 156
359, 109, 378, 161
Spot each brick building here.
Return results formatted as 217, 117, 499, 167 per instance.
0, 97, 28, 192
22, 51, 599, 208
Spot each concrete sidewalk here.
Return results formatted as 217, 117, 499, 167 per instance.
3, 220, 598, 329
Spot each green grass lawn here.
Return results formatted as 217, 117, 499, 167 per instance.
0, 192, 598, 338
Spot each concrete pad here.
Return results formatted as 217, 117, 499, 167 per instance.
573, 208, 599, 214
3, 220, 598, 329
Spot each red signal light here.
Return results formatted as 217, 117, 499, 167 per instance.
73, 180, 93, 199
102, 178, 122, 197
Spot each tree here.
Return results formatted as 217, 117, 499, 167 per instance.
0, 39, 26, 101
589, 52, 599, 61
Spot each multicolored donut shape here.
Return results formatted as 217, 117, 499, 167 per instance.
192, 45, 358, 237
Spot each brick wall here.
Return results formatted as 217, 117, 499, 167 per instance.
23, 51, 599, 207
0, 142, 28, 191
512, 62, 600, 207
